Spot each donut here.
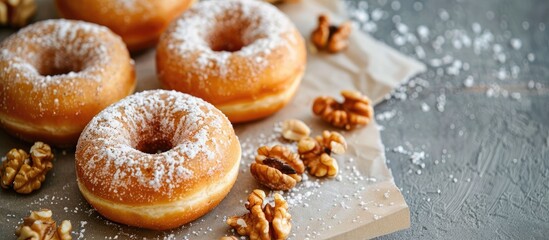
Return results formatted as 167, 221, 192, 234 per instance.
55, 0, 195, 51
75, 90, 241, 230
156, 0, 306, 123
0, 19, 135, 147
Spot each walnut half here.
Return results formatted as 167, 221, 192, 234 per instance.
227, 189, 291, 240
281, 119, 310, 142
219, 236, 239, 240
312, 90, 374, 130
0, 142, 54, 194
311, 14, 352, 53
0, 0, 37, 27
251, 145, 305, 191
298, 131, 347, 178
15, 209, 72, 240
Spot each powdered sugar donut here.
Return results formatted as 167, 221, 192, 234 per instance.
75, 90, 241, 230
0, 19, 135, 147
156, 0, 306, 123
56, 0, 195, 51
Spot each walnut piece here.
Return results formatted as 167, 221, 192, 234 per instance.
312, 90, 374, 130
298, 131, 347, 178
57, 221, 72, 240
0, 142, 54, 194
311, 15, 330, 50
269, 194, 292, 239
251, 145, 305, 191
219, 236, 239, 240
0, 149, 28, 189
227, 189, 291, 240
281, 119, 310, 141
311, 14, 352, 53
0, 0, 36, 27
15, 209, 72, 240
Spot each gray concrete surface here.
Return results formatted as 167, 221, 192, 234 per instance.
343, 0, 549, 238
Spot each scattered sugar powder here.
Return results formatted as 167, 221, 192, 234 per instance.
76, 90, 234, 202
376, 110, 397, 121
464, 75, 475, 88
420, 102, 430, 112
234, 122, 395, 236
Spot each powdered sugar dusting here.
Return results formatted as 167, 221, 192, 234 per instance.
162, 0, 295, 79
76, 90, 235, 202
0, 19, 130, 118
86, 0, 154, 19
0, 19, 117, 91
114, 0, 138, 9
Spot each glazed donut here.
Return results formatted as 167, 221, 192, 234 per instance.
0, 19, 135, 147
156, 0, 306, 123
75, 90, 241, 230
55, 0, 195, 51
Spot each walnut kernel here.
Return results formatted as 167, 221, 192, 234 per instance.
312, 90, 374, 130
311, 15, 330, 50
15, 209, 72, 240
281, 119, 310, 141
311, 14, 352, 53
316, 130, 347, 155
298, 131, 347, 178
0, 0, 36, 27
251, 145, 304, 190
57, 220, 72, 240
0, 142, 54, 194
0, 149, 28, 189
220, 236, 239, 240
227, 190, 291, 240
327, 21, 352, 53
270, 194, 292, 239
227, 190, 270, 240
309, 153, 339, 178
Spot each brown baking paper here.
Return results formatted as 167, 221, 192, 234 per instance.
0, 0, 425, 239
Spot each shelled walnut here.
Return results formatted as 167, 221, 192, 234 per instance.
250, 145, 305, 190
15, 209, 72, 240
0, 142, 54, 194
311, 14, 352, 53
219, 236, 239, 240
312, 90, 374, 130
298, 131, 347, 178
0, 0, 36, 27
280, 119, 310, 141
227, 189, 291, 240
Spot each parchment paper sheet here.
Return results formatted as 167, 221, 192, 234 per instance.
0, 0, 425, 239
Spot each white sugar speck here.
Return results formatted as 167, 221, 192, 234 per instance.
464, 75, 474, 88
510, 38, 522, 49
472, 22, 482, 33
527, 53, 535, 62
421, 102, 430, 112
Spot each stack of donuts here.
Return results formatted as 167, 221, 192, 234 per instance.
0, 0, 306, 230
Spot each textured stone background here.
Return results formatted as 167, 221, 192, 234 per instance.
343, 0, 549, 238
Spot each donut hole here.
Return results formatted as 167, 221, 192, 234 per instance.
134, 119, 176, 154
34, 50, 85, 77
136, 137, 173, 154
38, 64, 82, 76
208, 26, 248, 52
206, 10, 260, 53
